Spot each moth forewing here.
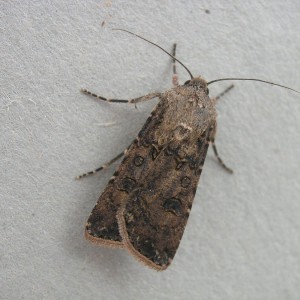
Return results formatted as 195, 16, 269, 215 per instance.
109, 78, 217, 270
84, 180, 125, 248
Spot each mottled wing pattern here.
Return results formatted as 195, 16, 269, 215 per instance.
85, 177, 124, 248
86, 82, 215, 269
117, 123, 211, 270
114, 84, 215, 270
85, 99, 167, 248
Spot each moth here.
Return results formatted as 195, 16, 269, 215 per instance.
78, 29, 299, 271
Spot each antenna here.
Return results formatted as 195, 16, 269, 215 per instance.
112, 29, 299, 94
208, 78, 300, 94
112, 28, 194, 79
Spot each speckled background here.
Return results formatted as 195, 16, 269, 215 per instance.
1, 1, 300, 299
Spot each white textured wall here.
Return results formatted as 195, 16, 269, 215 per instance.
1, 1, 300, 299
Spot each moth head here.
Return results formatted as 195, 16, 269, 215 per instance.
184, 76, 209, 95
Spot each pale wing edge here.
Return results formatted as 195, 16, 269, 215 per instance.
117, 206, 168, 271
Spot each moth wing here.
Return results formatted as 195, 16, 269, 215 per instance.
85, 133, 170, 248
85, 175, 125, 248
85, 102, 168, 248
117, 127, 211, 270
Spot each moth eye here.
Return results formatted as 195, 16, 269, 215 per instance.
184, 80, 190, 85
206, 88, 209, 95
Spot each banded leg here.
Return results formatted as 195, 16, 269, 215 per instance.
208, 85, 235, 173
172, 43, 179, 86
215, 84, 234, 101
209, 124, 233, 173
76, 152, 124, 179
81, 89, 160, 104
211, 142, 233, 173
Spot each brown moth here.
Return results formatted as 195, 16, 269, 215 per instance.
78, 29, 299, 271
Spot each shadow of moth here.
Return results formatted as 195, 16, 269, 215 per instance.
78, 29, 299, 271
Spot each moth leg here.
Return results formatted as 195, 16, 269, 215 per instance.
81, 89, 160, 104
211, 143, 233, 173
215, 84, 234, 101
76, 152, 124, 179
172, 43, 179, 86
209, 125, 233, 173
